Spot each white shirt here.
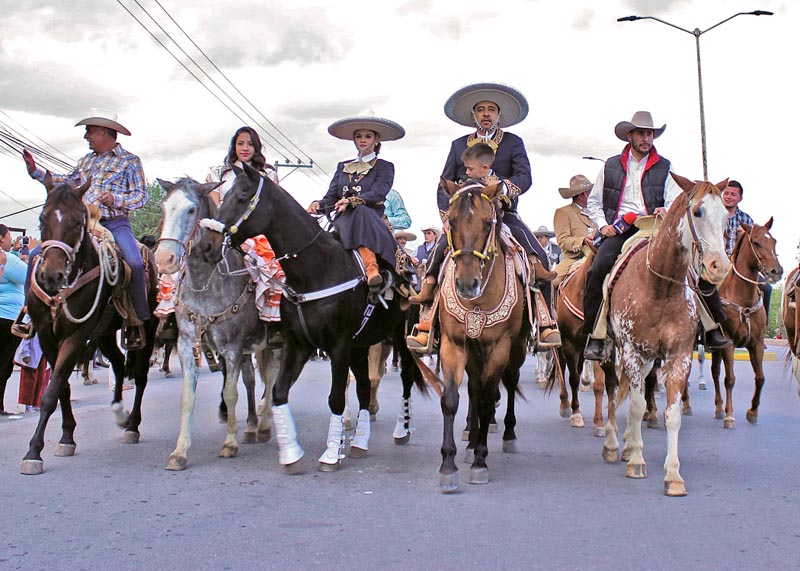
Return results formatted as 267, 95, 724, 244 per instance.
587, 149, 681, 230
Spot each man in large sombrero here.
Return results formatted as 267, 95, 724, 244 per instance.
408, 83, 561, 349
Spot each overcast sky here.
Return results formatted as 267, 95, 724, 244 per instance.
1, 0, 797, 267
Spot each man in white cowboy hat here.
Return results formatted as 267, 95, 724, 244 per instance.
23, 108, 150, 349
534, 225, 561, 271
582, 110, 731, 360
414, 225, 440, 269
410, 83, 560, 348
552, 174, 597, 286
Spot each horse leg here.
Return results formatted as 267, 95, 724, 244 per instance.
161, 341, 174, 377
318, 346, 351, 470
662, 356, 690, 496
644, 369, 659, 429
567, 352, 584, 427
469, 378, 495, 485
721, 347, 737, 429
271, 342, 311, 471
696, 344, 707, 389
349, 347, 372, 458
240, 355, 258, 445
218, 359, 229, 423
393, 324, 421, 445
367, 342, 388, 420
165, 331, 201, 470
711, 350, 725, 420
254, 347, 279, 443
119, 319, 156, 443
96, 333, 128, 429
439, 340, 466, 493
218, 352, 242, 458
591, 362, 606, 437
601, 359, 620, 462
557, 350, 571, 419
622, 364, 648, 479
745, 342, 766, 424
501, 336, 526, 453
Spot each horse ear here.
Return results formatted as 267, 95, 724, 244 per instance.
197, 181, 224, 196
440, 178, 459, 197
716, 178, 730, 193
157, 178, 175, 192
75, 177, 92, 198
740, 222, 752, 235
483, 182, 502, 198
764, 216, 774, 230
242, 162, 260, 181
670, 172, 695, 193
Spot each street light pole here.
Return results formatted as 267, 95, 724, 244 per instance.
617, 11, 773, 181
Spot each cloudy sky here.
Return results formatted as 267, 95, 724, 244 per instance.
1, 0, 797, 267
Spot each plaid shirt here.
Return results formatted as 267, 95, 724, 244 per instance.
725, 207, 754, 256
35, 144, 148, 219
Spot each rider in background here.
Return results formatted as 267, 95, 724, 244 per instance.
307, 116, 406, 290
206, 126, 279, 202
552, 174, 597, 287
384, 189, 412, 231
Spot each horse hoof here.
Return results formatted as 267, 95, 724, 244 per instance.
349, 446, 368, 458
746, 410, 758, 424
165, 455, 188, 471
602, 447, 619, 463
647, 417, 659, 429
164, 371, 173, 378
570, 413, 584, 428
488, 422, 498, 434
282, 460, 305, 475
682, 407, 693, 417
219, 445, 238, 458
664, 480, 687, 497
257, 429, 272, 443
121, 431, 140, 444
626, 463, 647, 479
242, 432, 257, 445
559, 406, 571, 419
698, 381, 707, 390
394, 434, 411, 445
621, 449, 632, 463
218, 413, 228, 424
461, 429, 470, 441
54, 443, 76, 457
715, 411, 725, 420
439, 472, 460, 494
318, 460, 341, 472
369, 413, 377, 422
723, 417, 736, 429
537, 379, 547, 390
502, 439, 518, 453
463, 448, 475, 464
21, 459, 44, 475
593, 427, 606, 438
468, 467, 489, 485
342, 419, 353, 431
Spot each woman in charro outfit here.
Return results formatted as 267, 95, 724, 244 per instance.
307, 116, 406, 288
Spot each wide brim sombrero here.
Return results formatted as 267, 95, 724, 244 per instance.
444, 83, 529, 128
394, 230, 417, 241
614, 111, 666, 142
328, 116, 405, 141
558, 174, 594, 199
74, 107, 131, 136
534, 225, 555, 238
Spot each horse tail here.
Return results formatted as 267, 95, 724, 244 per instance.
616, 368, 630, 405
544, 348, 563, 395
409, 351, 444, 397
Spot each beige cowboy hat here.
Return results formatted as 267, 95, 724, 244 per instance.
74, 108, 131, 136
420, 225, 441, 238
444, 83, 529, 129
534, 225, 555, 238
394, 229, 417, 241
328, 116, 405, 141
614, 111, 666, 142
559, 174, 594, 199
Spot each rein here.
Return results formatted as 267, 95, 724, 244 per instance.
730, 229, 769, 286
645, 202, 707, 289
446, 184, 497, 263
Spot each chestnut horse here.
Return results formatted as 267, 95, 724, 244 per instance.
418, 179, 530, 493
781, 266, 800, 395
602, 175, 730, 496
22, 179, 158, 475
711, 219, 782, 428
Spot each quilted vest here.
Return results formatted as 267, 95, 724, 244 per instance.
602, 151, 671, 224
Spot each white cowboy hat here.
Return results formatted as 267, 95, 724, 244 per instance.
558, 174, 594, 199
534, 225, 555, 238
444, 83, 529, 128
328, 116, 405, 141
74, 108, 131, 136
420, 225, 441, 238
614, 111, 666, 142
394, 230, 417, 241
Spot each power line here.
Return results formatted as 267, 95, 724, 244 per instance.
0, 109, 76, 166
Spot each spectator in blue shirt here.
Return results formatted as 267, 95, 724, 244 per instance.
0, 224, 28, 415
384, 188, 411, 230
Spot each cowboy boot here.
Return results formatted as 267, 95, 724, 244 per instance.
349, 409, 371, 458
406, 312, 433, 349
319, 414, 345, 471
409, 276, 437, 305
530, 255, 557, 282
357, 247, 383, 288
704, 326, 733, 350
272, 404, 304, 466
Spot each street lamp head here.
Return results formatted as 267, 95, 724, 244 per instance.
749, 10, 774, 16
617, 15, 641, 22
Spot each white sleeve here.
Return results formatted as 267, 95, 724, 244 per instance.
587, 168, 608, 229
663, 166, 682, 210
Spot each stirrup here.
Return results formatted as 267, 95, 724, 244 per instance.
11, 306, 35, 339
406, 324, 435, 354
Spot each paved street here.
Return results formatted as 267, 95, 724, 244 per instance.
1, 346, 799, 570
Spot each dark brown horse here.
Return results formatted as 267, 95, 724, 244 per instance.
417, 179, 529, 493
21, 179, 157, 475
602, 175, 730, 496
711, 219, 782, 428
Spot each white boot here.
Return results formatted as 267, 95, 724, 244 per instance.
350, 409, 370, 458
272, 404, 304, 466
318, 414, 345, 470
393, 398, 412, 443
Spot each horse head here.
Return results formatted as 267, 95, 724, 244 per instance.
36, 178, 92, 293
442, 178, 503, 299
199, 162, 267, 265
155, 178, 222, 274
670, 174, 731, 285
739, 218, 783, 284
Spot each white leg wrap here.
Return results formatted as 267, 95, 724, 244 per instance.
319, 414, 345, 465
272, 404, 304, 465
351, 409, 371, 452
393, 398, 412, 439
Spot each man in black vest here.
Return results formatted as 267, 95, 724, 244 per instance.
583, 111, 733, 360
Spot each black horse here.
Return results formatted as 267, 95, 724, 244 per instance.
21, 179, 157, 475
198, 163, 425, 472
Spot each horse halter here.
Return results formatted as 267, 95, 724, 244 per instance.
156, 190, 204, 259
446, 183, 497, 264
732, 228, 770, 285
39, 204, 88, 282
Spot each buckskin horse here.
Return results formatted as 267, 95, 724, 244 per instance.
196, 164, 425, 472
710, 219, 782, 428
155, 177, 282, 470
21, 179, 158, 475
601, 175, 730, 496
415, 179, 530, 493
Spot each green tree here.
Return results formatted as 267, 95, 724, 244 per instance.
130, 181, 165, 240
767, 285, 783, 338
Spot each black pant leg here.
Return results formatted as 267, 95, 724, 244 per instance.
423, 234, 448, 280
698, 278, 727, 323
0, 318, 22, 411
582, 233, 630, 336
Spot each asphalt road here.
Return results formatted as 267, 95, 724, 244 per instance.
1, 347, 799, 571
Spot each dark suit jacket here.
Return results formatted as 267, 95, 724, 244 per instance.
320, 158, 394, 215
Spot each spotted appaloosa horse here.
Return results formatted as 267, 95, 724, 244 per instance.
602, 175, 730, 496
711, 219, 782, 428
154, 178, 281, 470
416, 179, 530, 493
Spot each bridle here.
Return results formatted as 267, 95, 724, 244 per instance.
731, 227, 772, 286
156, 190, 205, 263
446, 183, 498, 264
38, 203, 88, 288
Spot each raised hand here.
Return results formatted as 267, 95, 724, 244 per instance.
22, 149, 36, 176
